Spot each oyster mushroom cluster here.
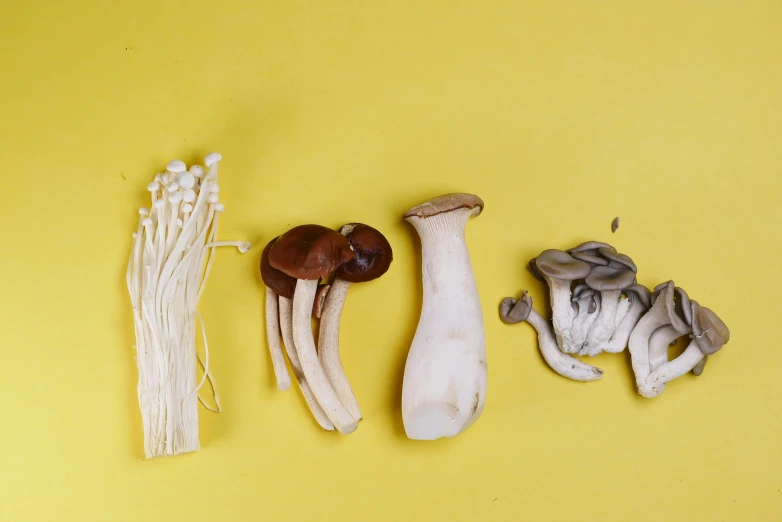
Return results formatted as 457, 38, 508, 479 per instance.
260, 223, 392, 433
500, 241, 730, 397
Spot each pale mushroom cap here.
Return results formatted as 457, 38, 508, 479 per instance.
204, 152, 222, 168
675, 287, 692, 325
585, 265, 635, 291
567, 241, 615, 254
572, 283, 595, 299
597, 247, 637, 273
535, 249, 591, 280
403, 193, 484, 219
527, 257, 546, 282
166, 160, 187, 173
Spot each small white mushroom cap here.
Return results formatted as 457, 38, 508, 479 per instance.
169, 192, 183, 204
189, 165, 205, 177
166, 160, 187, 173
166, 182, 180, 193
208, 193, 219, 204
154, 199, 165, 209
204, 152, 222, 168
211, 185, 221, 193
182, 189, 196, 203
147, 181, 161, 192
182, 203, 193, 213
214, 203, 225, 212
176, 172, 196, 190
139, 208, 150, 216
141, 218, 153, 227
176, 218, 184, 227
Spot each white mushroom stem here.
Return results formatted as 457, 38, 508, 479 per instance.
594, 295, 647, 354
264, 287, 291, 391
566, 294, 600, 354
317, 278, 362, 421
127, 154, 248, 459
648, 325, 682, 372
278, 297, 334, 431
402, 207, 486, 440
642, 339, 704, 398
628, 290, 674, 393
291, 279, 357, 434
524, 307, 604, 382
545, 277, 577, 348
581, 289, 622, 354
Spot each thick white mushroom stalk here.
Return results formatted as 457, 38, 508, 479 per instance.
126, 153, 249, 458
402, 194, 487, 441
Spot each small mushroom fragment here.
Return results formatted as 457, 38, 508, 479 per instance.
500, 292, 604, 381
533, 250, 591, 350
402, 193, 487, 440
611, 217, 620, 233
260, 238, 293, 391
269, 225, 358, 434
318, 223, 393, 422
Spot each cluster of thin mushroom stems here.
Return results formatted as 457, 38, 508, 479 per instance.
500, 241, 730, 398
127, 154, 250, 458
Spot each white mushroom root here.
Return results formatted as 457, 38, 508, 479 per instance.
630, 281, 730, 398
500, 292, 604, 381
402, 193, 487, 440
127, 153, 250, 459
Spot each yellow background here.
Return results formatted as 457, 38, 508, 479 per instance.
1, 1, 780, 520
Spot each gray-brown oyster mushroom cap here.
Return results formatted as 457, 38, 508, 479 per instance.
691, 302, 730, 355
584, 265, 636, 291
675, 286, 692, 325
572, 283, 595, 299
527, 257, 546, 282
499, 293, 533, 324
597, 247, 637, 273
535, 249, 591, 280
570, 251, 609, 266
567, 241, 616, 254
653, 281, 690, 334
625, 283, 652, 309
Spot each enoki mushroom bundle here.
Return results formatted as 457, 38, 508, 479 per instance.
126, 153, 249, 458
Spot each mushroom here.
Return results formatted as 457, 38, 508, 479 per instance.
260, 238, 293, 391
260, 236, 333, 430
317, 223, 393, 422
611, 217, 620, 233
533, 250, 592, 351
313, 284, 330, 319
268, 225, 358, 434
500, 292, 604, 381
580, 265, 636, 355
401, 193, 487, 440
591, 283, 652, 354
644, 302, 730, 397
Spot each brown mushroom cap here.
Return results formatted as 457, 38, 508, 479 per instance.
625, 283, 652, 309
567, 241, 615, 254
268, 224, 355, 281
585, 265, 636, 291
535, 249, 591, 280
335, 223, 393, 283
691, 303, 730, 355
260, 237, 296, 298
597, 247, 637, 273
570, 251, 610, 266
403, 193, 484, 219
